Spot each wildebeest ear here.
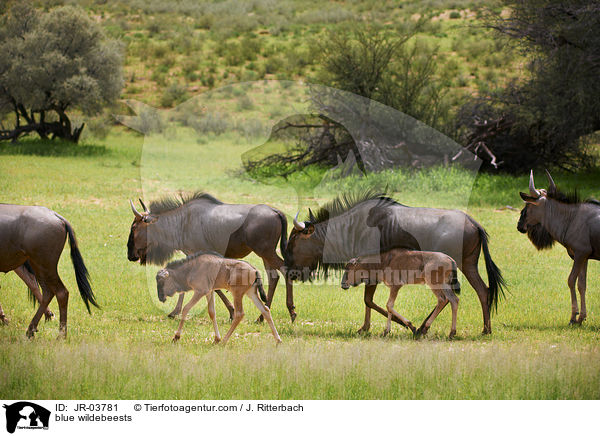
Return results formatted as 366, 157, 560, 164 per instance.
519, 192, 539, 204
308, 208, 316, 222
142, 215, 158, 224
299, 223, 315, 238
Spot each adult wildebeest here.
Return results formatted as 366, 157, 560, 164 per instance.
341, 248, 461, 338
0, 204, 99, 337
156, 252, 282, 345
127, 193, 296, 321
518, 170, 600, 325
286, 191, 505, 334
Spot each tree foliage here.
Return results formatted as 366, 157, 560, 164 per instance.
0, 2, 123, 142
245, 25, 452, 178
458, 0, 600, 172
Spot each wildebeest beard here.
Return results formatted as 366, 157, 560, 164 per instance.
527, 224, 555, 250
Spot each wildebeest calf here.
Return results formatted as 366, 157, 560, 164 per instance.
341, 248, 461, 338
156, 252, 282, 345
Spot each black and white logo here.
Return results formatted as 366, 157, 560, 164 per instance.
3, 402, 50, 433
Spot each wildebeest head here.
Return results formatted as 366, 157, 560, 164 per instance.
284, 210, 321, 281
517, 170, 555, 249
341, 257, 379, 289
155, 268, 180, 302
127, 199, 157, 264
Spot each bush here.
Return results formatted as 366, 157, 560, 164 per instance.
160, 83, 189, 107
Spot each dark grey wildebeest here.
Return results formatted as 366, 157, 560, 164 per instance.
0, 204, 99, 337
518, 170, 600, 325
286, 191, 505, 334
127, 192, 296, 321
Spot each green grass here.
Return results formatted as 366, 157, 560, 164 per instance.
1, 130, 599, 399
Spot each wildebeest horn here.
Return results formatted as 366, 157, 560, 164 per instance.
545, 169, 556, 192
139, 198, 149, 213
293, 211, 305, 231
130, 199, 142, 219
529, 170, 540, 197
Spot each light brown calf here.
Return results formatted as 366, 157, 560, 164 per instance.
341, 248, 460, 338
156, 253, 281, 345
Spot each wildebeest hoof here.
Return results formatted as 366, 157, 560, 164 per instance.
0, 316, 9, 325
172, 334, 180, 343
357, 326, 370, 334
406, 323, 417, 334
213, 337, 221, 345
167, 312, 179, 319
44, 311, 54, 322
414, 327, 427, 339
382, 329, 390, 337
449, 331, 456, 340
255, 315, 265, 324
290, 312, 297, 323
481, 328, 492, 335
25, 328, 37, 339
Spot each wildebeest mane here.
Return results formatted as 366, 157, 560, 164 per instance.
149, 192, 222, 215
306, 189, 401, 224
547, 187, 600, 207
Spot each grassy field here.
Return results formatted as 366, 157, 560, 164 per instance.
1, 129, 599, 399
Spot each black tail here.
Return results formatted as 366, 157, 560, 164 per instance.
254, 272, 267, 303
274, 208, 288, 260
450, 265, 461, 295
61, 218, 100, 313
473, 220, 506, 313
22, 261, 38, 307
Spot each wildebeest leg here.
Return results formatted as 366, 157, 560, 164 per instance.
568, 283, 579, 324
14, 265, 54, 321
215, 290, 234, 321
221, 290, 245, 345
442, 287, 459, 339
54, 280, 69, 338
567, 256, 587, 325
171, 290, 234, 321
272, 257, 297, 322
207, 292, 221, 344
248, 286, 282, 344
26, 283, 55, 339
358, 285, 375, 333
256, 260, 280, 323
461, 264, 491, 334
415, 292, 448, 338
172, 291, 202, 343
360, 284, 411, 333
0, 289, 8, 325
577, 260, 588, 324
167, 294, 185, 318
384, 285, 416, 336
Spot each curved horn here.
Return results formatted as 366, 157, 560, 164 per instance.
130, 199, 143, 219
293, 211, 305, 231
545, 169, 556, 192
529, 170, 540, 197
139, 198, 149, 213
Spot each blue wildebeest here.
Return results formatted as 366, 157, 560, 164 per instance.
286, 191, 505, 334
127, 193, 295, 321
518, 170, 600, 325
0, 204, 99, 337
341, 248, 461, 338
156, 252, 282, 345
